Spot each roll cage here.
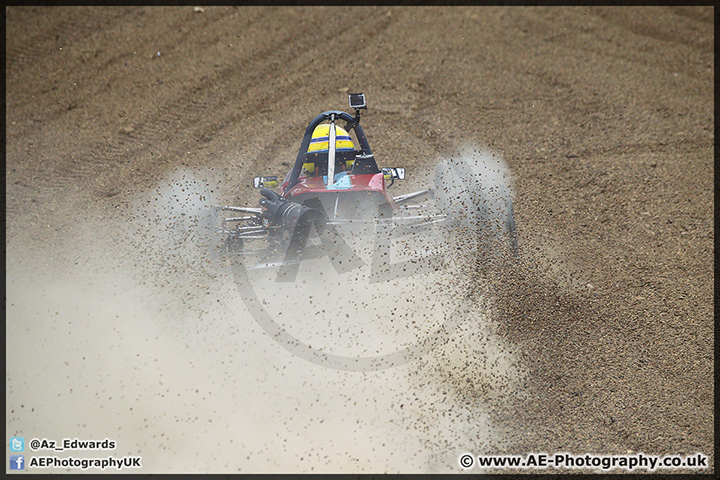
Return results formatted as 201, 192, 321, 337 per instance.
284, 110, 377, 194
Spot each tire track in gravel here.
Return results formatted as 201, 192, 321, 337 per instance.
5, 7, 135, 77
7, 7, 401, 209
7, 8, 280, 207
5, 7, 138, 133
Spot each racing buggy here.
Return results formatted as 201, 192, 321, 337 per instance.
213, 93, 516, 281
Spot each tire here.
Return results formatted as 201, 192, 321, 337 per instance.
433, 152, 517, 275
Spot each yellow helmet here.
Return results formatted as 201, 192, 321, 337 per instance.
304, 124, 356, 174
307, 124, 355, 154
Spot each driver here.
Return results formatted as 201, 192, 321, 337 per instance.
303, 124, 356, 176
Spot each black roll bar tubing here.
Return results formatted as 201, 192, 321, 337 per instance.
285, 110, 373, 192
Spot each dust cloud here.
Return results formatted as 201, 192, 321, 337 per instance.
6, 151, 525, 473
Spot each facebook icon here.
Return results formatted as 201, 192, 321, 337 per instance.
10, 455, 24, 470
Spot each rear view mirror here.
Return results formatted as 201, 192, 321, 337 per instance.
382, 167, 405, 180
253, 176, 278, 189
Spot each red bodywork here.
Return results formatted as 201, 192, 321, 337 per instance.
280, 171, 399, 220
